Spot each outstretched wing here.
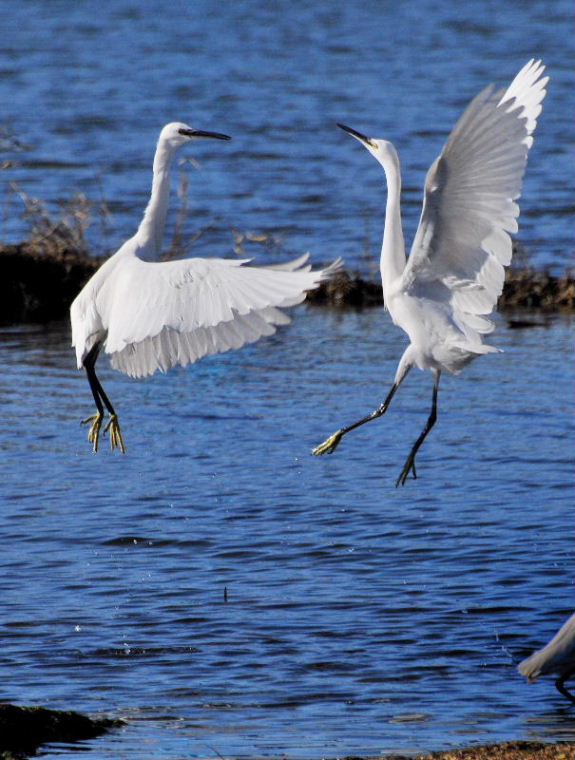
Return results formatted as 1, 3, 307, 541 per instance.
402, 59, 547, 336
101, 255, 340, 378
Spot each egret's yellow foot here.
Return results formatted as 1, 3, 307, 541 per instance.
104, 414, 126, 454
396, 455, 417, 487
81, 412, 104, 453
312, 430, 344, 456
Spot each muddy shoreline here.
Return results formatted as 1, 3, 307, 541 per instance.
0, 701, 572, 760
371, 741, 575, 759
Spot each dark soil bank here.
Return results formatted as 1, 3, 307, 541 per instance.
0, 703, 121, 758
0, 243, 99, 323
1, 243, 573, 324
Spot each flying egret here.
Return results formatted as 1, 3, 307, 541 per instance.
71, 122, 340, 453
518, 612, 575, 703
313, 60, 548, 486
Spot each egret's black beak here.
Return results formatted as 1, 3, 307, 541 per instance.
178, 128, 231, 141
337, 123, 374, 147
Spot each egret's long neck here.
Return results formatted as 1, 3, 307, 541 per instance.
135, 140, 176, 260
380, 145, 406, 294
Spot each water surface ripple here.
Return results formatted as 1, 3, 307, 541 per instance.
0, 311, 573, 758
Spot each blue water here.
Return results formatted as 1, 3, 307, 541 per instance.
1, 0, 573, 273
0, 1, 574, 758
1, 312, 574, 758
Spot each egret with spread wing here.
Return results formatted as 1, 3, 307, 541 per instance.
71, 122, 339, 453
313, 60, 547, 485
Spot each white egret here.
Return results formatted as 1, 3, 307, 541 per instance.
313, 60, 548, 486
71, 122, 340, 453
518, 612, 575, 703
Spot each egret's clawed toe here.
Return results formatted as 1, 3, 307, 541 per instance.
81, 412, 125, 453
104, 414, 126, 454
396, 455, 417, 487
81, 412, 104, 453
312, 430, 343, 456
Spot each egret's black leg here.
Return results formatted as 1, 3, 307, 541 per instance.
85, 347, 115, 417
396, 371, 440, 487
81, 344, 125, 453
555, 669, 575, 704
312, 382, 399, 456
312, 355, 413, 460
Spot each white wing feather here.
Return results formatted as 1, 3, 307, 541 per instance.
94, 255, 339, 378
403, 59, 547, 336
518, 612, 575, 682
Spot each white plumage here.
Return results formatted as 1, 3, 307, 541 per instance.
71, 122, 339, 452
313, 60, 548, 485
74, 252, 334, 379
518, 612, 575, 703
